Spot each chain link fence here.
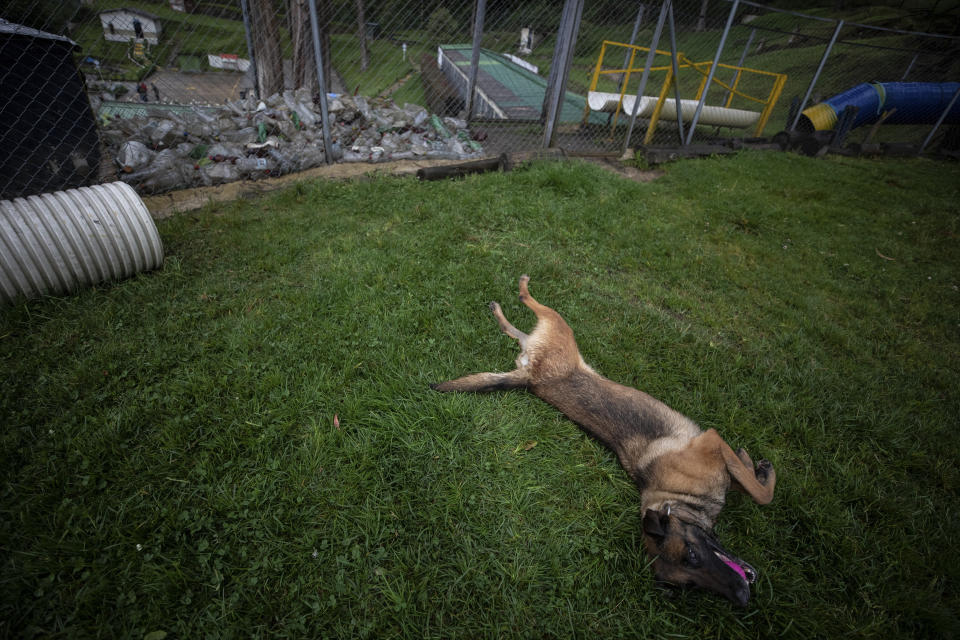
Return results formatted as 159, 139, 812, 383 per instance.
1, 0, 958, 199
557, 0, 960, 154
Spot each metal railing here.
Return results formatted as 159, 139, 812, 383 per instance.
584, 40, 787, 141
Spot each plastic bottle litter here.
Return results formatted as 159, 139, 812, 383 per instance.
282, 90, 317, 127
206, 142, 243, 161
207, 162, 240, 183
354, 96, 372, 120
116, 141, 153, 172
149, 119, 181, 147
220, 127, 257, 143
102, 92, 486, 194
430, 114, 452, 138
444, 116, 468, 131
235, 156, 276, 173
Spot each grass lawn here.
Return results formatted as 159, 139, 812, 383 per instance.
1, 153, 959, 638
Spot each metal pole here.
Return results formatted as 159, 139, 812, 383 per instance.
542, 0, 574, 145
555, 0, 584, 140
608, 2, 646, 127
543, 0, 584, 148
239, 0, 259, 99
542, 0, 574, 122
684, 0, 739, 146
722, 27, 754, 106
620, 0, 670, 157
465, 0, 487, 120
919, 85, 960, 154
619, 3, 646, 91
666, 1, 684, 144
307, 0, 334, 164
901, 51, 919, 81
789, 19, 843, 132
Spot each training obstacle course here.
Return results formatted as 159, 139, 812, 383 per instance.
798, 82, 960, 132
583, 40, 787, 145
774, 81, 960, 158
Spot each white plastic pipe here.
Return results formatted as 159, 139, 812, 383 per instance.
589, 91, 760, 128
0, 182, 163, 304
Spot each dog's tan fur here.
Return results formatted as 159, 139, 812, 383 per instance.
432, 276, 776, 605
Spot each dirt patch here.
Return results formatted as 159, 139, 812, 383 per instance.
578, 156, 664, 183
141, 157, 478, 218
141, 153, 664, 219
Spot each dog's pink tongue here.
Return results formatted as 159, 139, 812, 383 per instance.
722, 557, 747, 581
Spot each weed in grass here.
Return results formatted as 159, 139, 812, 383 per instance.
1, 153, 959, 638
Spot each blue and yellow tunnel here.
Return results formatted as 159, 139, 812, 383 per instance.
798, 82, 960, 133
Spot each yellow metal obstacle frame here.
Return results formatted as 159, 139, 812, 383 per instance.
584, 41, 787, 143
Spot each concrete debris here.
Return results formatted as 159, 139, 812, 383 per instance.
101, 88, 486, 194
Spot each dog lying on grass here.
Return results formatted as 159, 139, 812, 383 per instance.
431, 275, 776, 606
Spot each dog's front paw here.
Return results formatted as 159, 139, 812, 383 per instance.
755, 460, 773, 485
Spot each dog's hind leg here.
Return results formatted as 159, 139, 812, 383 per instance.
431, 294, 534, 394
517, 274, 554, 318
516, 275, 571, 336
490, 301, 528, 348
513, 275, 581, 379
431, 369, 528, 393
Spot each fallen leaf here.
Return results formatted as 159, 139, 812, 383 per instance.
875, 248, 895, 261
523, 440, 537, 451
333, 414, 340, 430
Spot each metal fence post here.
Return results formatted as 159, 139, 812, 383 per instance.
542, 0, 574, 124
619, 3, 646, 93
722, 27, 755, 107
918, 85, 960, 154
684, 0, 739, 146
306, 0, 334, 164
666, 1, 684, 144
621, 0, 670, 157
543, 0, 584, 148
789, 19, 844, 132
239, 0, 259, 99
465, 0, 487, 121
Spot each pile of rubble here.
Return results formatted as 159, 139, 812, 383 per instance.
102, 88, 486, 194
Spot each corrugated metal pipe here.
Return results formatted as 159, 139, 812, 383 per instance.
0, 182, 163, 304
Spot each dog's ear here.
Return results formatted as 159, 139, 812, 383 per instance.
642, 509, 667, 540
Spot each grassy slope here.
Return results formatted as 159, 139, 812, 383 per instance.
73, 0, 253, 79
331, 34, 427, 104
1, 153, 959, 638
